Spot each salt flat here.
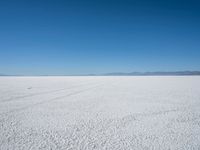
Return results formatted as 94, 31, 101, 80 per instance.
0, 76, 200, 150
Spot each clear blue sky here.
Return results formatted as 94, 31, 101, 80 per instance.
0, 0, 200, 75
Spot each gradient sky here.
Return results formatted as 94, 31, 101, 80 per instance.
0, 0, 200, 75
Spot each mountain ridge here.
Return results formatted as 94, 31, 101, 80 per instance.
1, 71, 200, 76
103, 71, 200, 76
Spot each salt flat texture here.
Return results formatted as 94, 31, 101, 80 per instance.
0, 76, 200, 150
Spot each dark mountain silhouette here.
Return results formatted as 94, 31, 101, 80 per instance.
103, 71, 200, 76
1, 71, 200, 76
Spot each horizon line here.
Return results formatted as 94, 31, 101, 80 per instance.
1, 70, 200, 76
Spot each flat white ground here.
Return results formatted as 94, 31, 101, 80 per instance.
0, 76, 200, 150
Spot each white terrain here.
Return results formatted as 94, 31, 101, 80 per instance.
0, 76, 200, 150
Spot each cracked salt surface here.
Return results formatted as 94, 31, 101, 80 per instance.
0, 76, 200, 149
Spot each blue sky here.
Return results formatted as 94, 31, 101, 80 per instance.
0, 0, 200, 75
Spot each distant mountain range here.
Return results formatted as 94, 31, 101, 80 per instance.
0, 74, 9, 76
1, 71, 200, 76
103, 71, 200, 76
